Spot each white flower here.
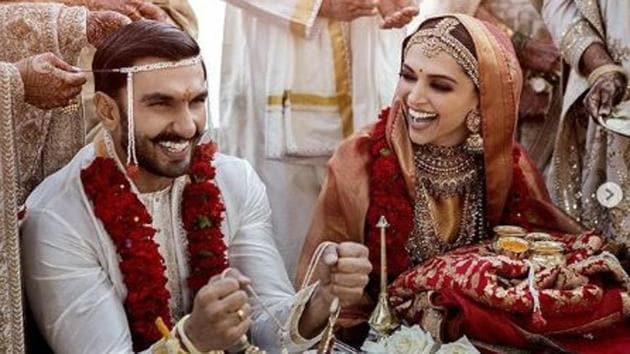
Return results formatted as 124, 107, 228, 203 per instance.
436, 336, 480, 354
387, 325, 436, 354
361, 339, 388, 354
362, 325, 437, 354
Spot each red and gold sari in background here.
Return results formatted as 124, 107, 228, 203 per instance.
297, 14, 630, 353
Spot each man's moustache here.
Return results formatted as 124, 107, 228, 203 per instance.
151, 132, 201, 144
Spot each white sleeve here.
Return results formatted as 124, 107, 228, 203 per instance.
21, 209, 157, 354
541, 0, 603, 69
222, 0, 324, 37
227, 160, 321, 352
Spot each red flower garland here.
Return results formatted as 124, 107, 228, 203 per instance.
81, 143, 228, 351
364, 108, 414, 288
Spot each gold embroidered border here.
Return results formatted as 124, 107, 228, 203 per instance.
290, 0, 318, 37
327, 20, 353, 138
279, 18, 353, 138
560, 19, 603, 70
0, 63, 25, 354
574, 0, 604, 37
288, 282, 321, 345
267, 91, 339, 107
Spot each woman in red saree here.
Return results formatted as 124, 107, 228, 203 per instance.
297, 14, 630, 353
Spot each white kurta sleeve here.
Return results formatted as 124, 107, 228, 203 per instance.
21, 209, 154, 354
222, 0, 324, 37
227, 159, 321, 352
541, 0, 604, 70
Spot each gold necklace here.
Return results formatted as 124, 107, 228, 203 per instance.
413, 144, 478, 196
405, 144, 487, 264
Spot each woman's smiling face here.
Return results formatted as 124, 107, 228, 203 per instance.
394, 44, 479, 147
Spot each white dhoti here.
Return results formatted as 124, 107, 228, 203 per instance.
220, 0, 406, 281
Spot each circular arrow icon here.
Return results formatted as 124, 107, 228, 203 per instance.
596, 182, 623, 208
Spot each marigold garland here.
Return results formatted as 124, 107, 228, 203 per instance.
81, 143, 228, 351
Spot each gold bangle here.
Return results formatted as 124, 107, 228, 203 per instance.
587, 63, 628, 86
175, 314, 224, 354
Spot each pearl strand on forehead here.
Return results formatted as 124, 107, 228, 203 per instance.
87, 55, 203, 74
126, 72, 137, 167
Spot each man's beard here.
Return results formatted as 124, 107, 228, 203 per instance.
120, 114, 203, 178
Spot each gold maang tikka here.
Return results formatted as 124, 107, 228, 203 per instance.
404, 17, 479, 88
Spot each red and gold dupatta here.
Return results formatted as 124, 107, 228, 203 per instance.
296, 14, 629, 352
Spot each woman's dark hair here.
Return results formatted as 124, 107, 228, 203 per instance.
93, 20, 204, 101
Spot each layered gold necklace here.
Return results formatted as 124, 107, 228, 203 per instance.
406, 144, 487, 264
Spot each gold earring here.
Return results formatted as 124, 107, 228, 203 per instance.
465, 109, 483, 154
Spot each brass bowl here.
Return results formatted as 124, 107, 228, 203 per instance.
530, 240, 566, 268
493, 225, 527, 238
496, 236, 530, 259
525, 232, 553, 243
531, 240, 565, 255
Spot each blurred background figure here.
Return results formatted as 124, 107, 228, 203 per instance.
0, 3, 128, 352
413, 0, 562, 173
218, 0, 418, 280
537, 0, 629, 246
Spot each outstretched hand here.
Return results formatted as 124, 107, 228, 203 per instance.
15, 52, 87, 109
378, 0, 418, 29
87, 10, 132, 48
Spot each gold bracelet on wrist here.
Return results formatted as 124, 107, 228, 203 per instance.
587, 63, 628, 86
175, 315, 224, 354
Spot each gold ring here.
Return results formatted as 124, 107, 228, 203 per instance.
236, 309, 246, 321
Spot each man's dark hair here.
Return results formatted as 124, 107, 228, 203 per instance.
93, 20, 204, 101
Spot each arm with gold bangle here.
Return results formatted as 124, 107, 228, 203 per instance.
580, 43, 628, 117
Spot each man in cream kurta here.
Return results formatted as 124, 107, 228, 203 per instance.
21, 142, 320, 353
537, 0, 630, 245
220, 0, 409, 280
0, 4, 128, 352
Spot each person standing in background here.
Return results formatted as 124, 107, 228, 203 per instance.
219, 0, 418, 282
537, 0, 629, 246
0, 4, 128, 351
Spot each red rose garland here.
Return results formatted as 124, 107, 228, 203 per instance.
364, 108, 414, 288
81, 143, 228, 351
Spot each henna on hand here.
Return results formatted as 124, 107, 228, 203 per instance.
86, 10, 131, 48
584, 71, 627, 117
15, 52, 87, 109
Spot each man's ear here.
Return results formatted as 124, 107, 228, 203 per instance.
94, 92, 122, 131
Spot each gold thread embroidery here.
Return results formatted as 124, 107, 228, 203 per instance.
289, 0, 318, 37
327, 20, 353, 138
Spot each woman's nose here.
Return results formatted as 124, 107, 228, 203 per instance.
406, 83, 428, 108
